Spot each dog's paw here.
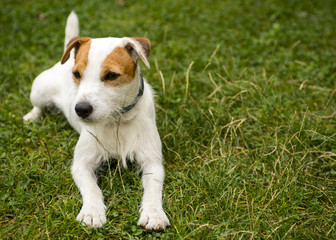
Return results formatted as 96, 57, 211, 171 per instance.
23, 107, 42, 123
138, 207, 170, 231
76, 203, 107, 228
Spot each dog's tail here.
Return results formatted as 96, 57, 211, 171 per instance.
64, 11, 79, 50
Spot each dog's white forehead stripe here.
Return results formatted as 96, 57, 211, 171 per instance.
86, 38, 124, 72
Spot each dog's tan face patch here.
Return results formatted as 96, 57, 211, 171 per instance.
72, 39, 92, 85
100, 46, 136, 87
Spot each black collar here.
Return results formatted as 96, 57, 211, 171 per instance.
119, 72, 144, 115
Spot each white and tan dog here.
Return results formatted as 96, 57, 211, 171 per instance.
23, 12, 170, 230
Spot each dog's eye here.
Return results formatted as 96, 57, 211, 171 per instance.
73, 71, 81, 79
104, 72, 120, 81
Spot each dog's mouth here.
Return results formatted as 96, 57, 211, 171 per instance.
77, 111, 115, 125
79, 116, 96, 123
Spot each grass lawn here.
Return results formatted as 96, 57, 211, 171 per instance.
1, 0, 336, 239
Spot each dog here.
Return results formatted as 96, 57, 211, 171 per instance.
23, 12, 170, 230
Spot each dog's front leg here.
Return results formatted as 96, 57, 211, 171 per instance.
137, 160, 170, 230
72, 132, 107, 228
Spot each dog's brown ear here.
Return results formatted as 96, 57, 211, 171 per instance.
124, 37, 151, 69
61, 37, 91, 64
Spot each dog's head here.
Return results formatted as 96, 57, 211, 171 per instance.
61, 37, 150, 123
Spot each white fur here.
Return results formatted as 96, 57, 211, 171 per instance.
23, 12, 169, 230
64, 11, 79, 50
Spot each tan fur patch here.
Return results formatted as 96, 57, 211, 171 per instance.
72, 39, 91, 85
100, 46, 136, 87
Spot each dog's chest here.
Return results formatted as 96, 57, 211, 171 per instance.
86, 121, 140, 163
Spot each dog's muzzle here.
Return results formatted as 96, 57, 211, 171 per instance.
75, 102, 93, 119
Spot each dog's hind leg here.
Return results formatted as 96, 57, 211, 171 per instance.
23, 67, 61, 123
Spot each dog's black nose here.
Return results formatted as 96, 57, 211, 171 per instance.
75, 102, 93, 119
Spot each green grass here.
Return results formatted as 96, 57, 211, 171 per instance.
1, 0, 336, 239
